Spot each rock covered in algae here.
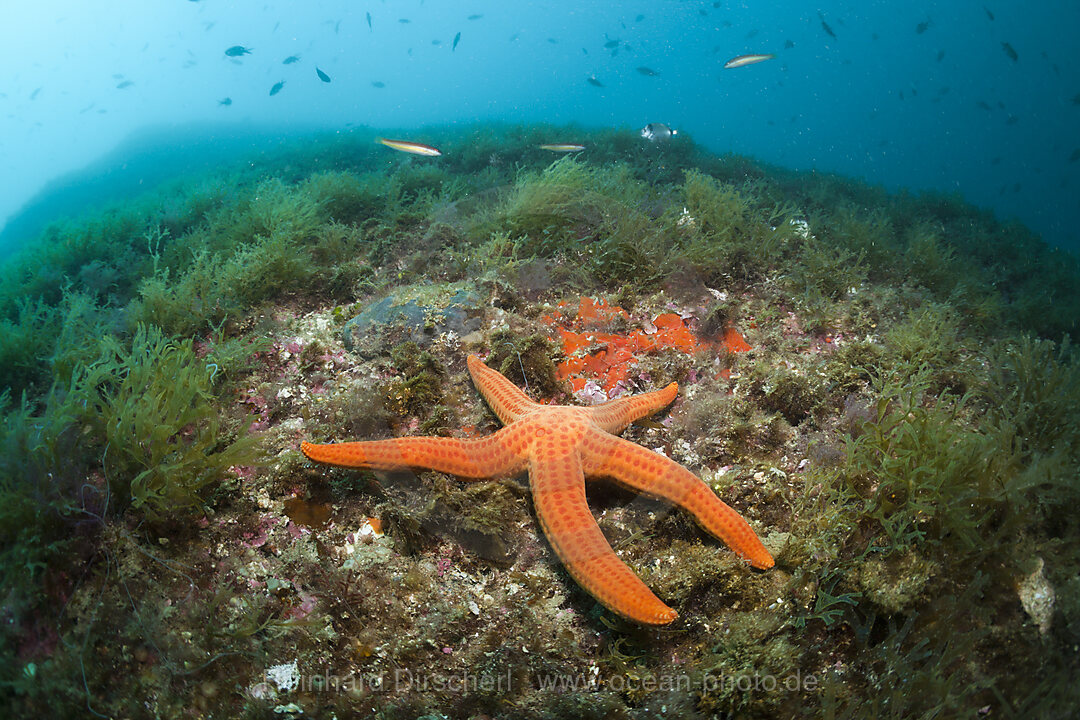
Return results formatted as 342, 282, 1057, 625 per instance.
1018, 557, 1055, 636
343, 288, 482, 356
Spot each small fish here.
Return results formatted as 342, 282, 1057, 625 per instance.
977, 100, 992, 111
547, 38, 559, 44
936, 49, 945, 62
219, 97, 232, 106
283, 55, 301, 64
371, 81, 386, 88
636, 66, 659, 76
1072, 93, 1080, 105
116, 80, 134, 89
399, 18, 410, 24
377, 137, 441, 156
316, 67, 331, 82
635, 14, 645, 22
453, 31, 461, 51
819, 14, 836, 39
539, 143, 585, 152
784, 39, 795, 49
816, 12, 833, 38
366, 12, 372, 30
432, 39, 442, 45
225, 45, 252, 57
269, 80, 285, 96
1002, 42, 1018, 62
1005, 115, 1019, 125
745, 29, 759, 39
640, 123, 677, 141
723, 53, 775, 69
467, 14, 482, 20
915, 18, 932, 34
984, 6, 995, 21
603, 39, 620, 49
587, 76, 604, 87
1069, 148, 1080, 163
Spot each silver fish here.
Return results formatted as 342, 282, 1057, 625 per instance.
723, 53, 775, 69
640, 123, 677, 141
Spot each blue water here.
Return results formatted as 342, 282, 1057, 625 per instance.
1, 0, 1078, 252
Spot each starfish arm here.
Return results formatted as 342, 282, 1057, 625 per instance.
467, 354, 541, 424
529, 452, 678, 625
582, 433, 774, 570
301, 429, 526, 479
586, 383, 679, 435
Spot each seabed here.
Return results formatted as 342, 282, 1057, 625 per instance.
1, 123, 1078, 718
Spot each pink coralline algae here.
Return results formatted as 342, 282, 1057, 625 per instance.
238, 389, 271, 432
241, 515, 280, 548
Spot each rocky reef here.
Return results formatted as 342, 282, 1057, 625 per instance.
1, 123, 1078, 718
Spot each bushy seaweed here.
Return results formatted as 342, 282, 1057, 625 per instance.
0, 386, 86, 593
76, 325, 260, 516
0, 298, 59, 397
982, 334, 1079, 460
839, 368, 995, 553
680, 169, 799, 285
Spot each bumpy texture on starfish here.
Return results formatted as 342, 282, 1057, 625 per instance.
301, 354, 774, 625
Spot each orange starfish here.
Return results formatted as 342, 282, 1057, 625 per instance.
301, 354, 774, 625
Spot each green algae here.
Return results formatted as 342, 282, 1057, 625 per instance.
386, 341, 447, 421
483, 329, 562, 399
77, 324, 261, 516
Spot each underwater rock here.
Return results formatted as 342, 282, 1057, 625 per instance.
264, 659, 299, 694
342, 289, 482, 357
855, 551, 938, 615
1018, 556, 1055, 636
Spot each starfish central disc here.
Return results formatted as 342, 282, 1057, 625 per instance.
301, 354, 774, 625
